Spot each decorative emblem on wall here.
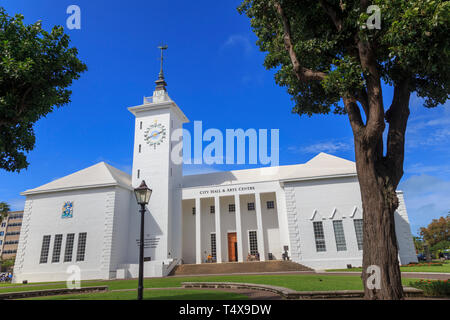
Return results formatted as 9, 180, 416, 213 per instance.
144, 121, 167, 149
62, 201, 74, 219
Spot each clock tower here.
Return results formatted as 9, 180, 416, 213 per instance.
127, 47, 189, 271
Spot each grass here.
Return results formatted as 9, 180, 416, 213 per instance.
22, 289, 249, 300
0, 274, 421, 295
326, 261, 450, 273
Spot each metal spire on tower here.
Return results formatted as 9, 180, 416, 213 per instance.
155, 45, 168, 91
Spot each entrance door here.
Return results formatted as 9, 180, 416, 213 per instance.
228, 232, 238, 262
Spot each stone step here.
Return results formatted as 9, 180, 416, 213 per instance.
169, 260, 313, 276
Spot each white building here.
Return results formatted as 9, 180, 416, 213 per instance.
12, 71, 417, 283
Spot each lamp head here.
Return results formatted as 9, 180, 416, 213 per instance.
134, 180, 152, 205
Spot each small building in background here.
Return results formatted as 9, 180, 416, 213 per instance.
0, 211, 24, 263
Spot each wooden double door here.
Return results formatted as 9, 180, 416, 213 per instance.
228, 232, 238, 262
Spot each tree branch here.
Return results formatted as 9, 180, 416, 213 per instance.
273, 0, 327, 82
343, 95, 364, 134
356, 40, 385, 143
385, 80, 411, 187
319, 0, 343, 32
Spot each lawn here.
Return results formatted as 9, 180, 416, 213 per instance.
0, 274, 421, 295
326, 261, 450, 273
22, 289, 249, 300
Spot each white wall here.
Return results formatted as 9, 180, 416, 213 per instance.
260, 193, 281, 260
285, 176, 418, 270
13, 187, 119, 283
182, 199, 196, 264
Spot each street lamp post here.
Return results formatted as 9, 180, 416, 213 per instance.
134, 180, 152, 300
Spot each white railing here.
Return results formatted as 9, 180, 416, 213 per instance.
143, 96, 153, 104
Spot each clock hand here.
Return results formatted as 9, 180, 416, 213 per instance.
151, 130, 164, 137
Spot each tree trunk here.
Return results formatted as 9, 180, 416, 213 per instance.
354, 139, 404, 300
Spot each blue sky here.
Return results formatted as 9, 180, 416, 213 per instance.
1, 0, 449, 235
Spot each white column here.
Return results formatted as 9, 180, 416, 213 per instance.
255, 192, 266, 261
214, 196, 222, 263
195, 197, 202, 264
234, 194, 244, 262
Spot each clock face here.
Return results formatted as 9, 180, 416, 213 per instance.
144, 121, 167, 149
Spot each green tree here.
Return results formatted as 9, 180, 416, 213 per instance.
0, 258, 15, 272
238, 0, 449, 299
420, 214, 450, 247
0, 201, 10, 224
430, 240, 450, 255
0, 7, 87, 172
413, 236, 424, 254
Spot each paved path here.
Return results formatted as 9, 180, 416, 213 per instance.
322, 271, 450, 280
170, 270, 450, 280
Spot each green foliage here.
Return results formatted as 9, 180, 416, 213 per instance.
410, 279, 450, 297
0, 7, 87, 172
0, 201, 9, 224
431, 240, 450, 252
238, 0, 450, 116
420, 214, 450, 247
413, 236, 425, 253
0, 258, 15, 271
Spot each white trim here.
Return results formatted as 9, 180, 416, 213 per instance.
329, 207, 337, 219
350, 206, 358, 218
310, 209, 318, 221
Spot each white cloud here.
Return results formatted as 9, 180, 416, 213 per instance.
406, 163, 450, 175
289, 140, 352, 155
221, 34, 254, 56
399, 174, 450, 234
183, 164, 220, 176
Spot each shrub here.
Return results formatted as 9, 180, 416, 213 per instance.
409, 279, 450, 297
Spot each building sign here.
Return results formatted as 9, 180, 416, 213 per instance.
136, 236, 160, 249
198, 186, 255, 196
61, 201, 74, 219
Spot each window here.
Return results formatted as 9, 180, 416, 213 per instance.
210, 206, 215, 214
267, 201, 275, 209
247, 202, 255, 211
0, 240, 2, 245
137, 169, 140, 179
1, 223, 5, 227
333, 220, 347, 251
313, 221, 326, 252
139, 144, 141, 153
228, 204, 235, 213
64, 233, 75, 262
192, 207, 196, 215
354, 219, 363, 250
0, 232, 4, 236
52, 234, 63, 263
140, 121, 142, 129
249, 231, 258, 255
76, 233, 87, 262
8, 223, 21, 227
39, 235, 51, 264
210, 233, 216, 259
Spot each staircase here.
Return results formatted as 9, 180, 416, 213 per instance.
169, 260, 313, 276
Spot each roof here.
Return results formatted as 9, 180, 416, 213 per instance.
182, 153, 356, 188
21, 153, 356, 195
22, 162, 132, 195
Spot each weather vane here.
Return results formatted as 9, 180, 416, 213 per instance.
158, 44, 168, 80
